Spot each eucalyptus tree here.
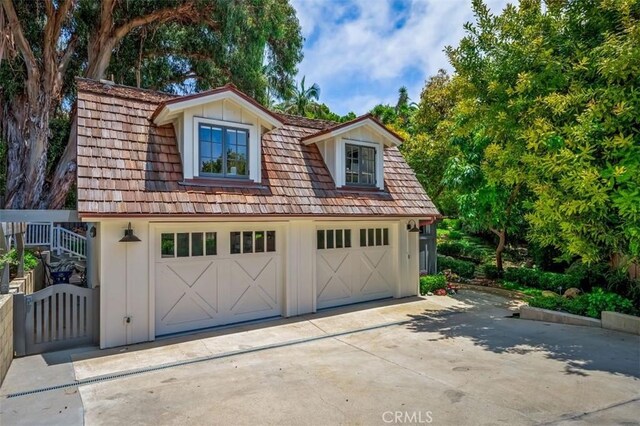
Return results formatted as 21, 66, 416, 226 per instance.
0, 0, 302, 208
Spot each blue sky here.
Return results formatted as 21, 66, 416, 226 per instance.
291, 0, 509, 115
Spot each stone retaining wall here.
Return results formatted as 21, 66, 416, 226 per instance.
0, 294, 13, 386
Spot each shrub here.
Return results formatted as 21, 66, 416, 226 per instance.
2, 249, 39, 274
501, 281, 543, 297
437, 255, 475, 278
438, 241, 465, 257
483, 263, 502, 279
503, 267, 579, 292
527, 288, 636, 319
420, 274, 447, 295
528, 294, 563, 311
584, 287, 636, 318
447, 230, 463, 240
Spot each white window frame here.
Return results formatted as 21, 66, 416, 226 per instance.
336, 138, 384, 190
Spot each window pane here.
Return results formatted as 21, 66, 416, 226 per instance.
375, 228, 382, 246
230, 232, 241, 254
199, 125, 211, 142
336, 230, 343, 248
317, 230, 325, 250
243, 231, 253, 253
206, 232, 217, 255
237, 130, 247, 146
255, 231, 265, 252
177, 233, 189, 257
383, 228, 389, 246
345, 230, 352, 248
192, 232, 203, 256
227, 139, 248, 177
346, 145, 360, 184
211, 141, 223, 174
266, 231, 276, 252
326, 229, 334, 249
368, 228, 375, 247
360, 229, 366, 247
161, 233, 174, 258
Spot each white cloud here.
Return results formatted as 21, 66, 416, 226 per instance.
291, 0, 510, 115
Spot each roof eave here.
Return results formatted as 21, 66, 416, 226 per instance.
152, 87, 283, 128
302, 115, 403, 147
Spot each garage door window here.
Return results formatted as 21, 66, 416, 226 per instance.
161, 232, 217, 258
231, 230, 276, 254
359, 228, 389, 247
317, 229, 352, 249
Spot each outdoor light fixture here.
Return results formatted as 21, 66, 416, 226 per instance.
407, 220, 420, 233
89, 226, 97, 238
119, 222, 141, 242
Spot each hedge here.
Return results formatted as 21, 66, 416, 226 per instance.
419, 274, 447, 295
503, 267, 579, 291
528, 288, 636, 319
437, 255, 475, 278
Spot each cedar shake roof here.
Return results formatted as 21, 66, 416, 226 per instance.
75, 78, 440, 218
301, 113, 404, 145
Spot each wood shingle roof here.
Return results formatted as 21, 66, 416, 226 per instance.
76, 78, 440, 218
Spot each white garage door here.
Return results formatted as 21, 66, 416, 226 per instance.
316, 226, 396, 309
155, 226, 282, 336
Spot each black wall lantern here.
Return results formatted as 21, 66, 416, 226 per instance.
407, 219, 420, 233
119, 222, 141, 242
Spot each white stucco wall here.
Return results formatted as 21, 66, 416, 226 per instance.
96, 217, 420, 349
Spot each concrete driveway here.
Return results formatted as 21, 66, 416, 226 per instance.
1, 290, 639, 425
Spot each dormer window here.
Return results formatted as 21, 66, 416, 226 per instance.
345, 143, 376, 186
151, 84, 283, 184
199, 123, 249, 178
301, 114, 404, 191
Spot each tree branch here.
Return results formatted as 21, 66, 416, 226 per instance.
113, 3, 198, 42
1, 0, 38, 89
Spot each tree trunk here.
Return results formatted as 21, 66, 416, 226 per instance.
495, 229, 506, 271
2, 92, 53, 209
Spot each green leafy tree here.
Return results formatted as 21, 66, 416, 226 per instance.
0, 0, 303, 208
445, 0, 640, 268
444, 0, 544, 269
522, 0, 640, 264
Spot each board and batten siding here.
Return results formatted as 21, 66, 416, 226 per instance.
314, 126, 387, 190
96, 218, 420, 349
178, 99, 266, 182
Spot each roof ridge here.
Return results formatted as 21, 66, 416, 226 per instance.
75, 77, 178, 98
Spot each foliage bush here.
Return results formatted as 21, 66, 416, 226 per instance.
584, 288, 636, 318
500, 281, 542, 297
503, 267, 579, 292
482, 263, 502, 279
437, 255, 475, 278
438, 241, 465, 257
566, 261, 640, 307
447, 230, 463, 240
1, 249, 39, 272
420, 274, 447, 295
527, 288, 636, 319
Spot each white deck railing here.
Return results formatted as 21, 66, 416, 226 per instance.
25, 223, 86, 260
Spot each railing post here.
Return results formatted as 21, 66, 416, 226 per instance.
13, 293, 26, 357
56, 226, 62, 255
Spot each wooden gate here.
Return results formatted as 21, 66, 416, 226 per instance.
14, 284, 98, 356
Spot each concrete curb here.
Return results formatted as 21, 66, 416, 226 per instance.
519, 305, 602, 328
602, 311, 640, 335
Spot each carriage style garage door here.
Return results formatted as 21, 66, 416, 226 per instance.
154, 226, 283, 336
316, 226, 396, 309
